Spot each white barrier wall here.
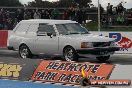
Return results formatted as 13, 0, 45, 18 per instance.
7, 30, 12, 47
91, 31, 132, 54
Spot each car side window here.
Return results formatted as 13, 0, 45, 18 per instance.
15, 23, 29, 33
27, 24, 38, 35
56, 24, 68, 35
38, 24, 56, 35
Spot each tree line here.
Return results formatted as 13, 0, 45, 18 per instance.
0, 0, 92, 8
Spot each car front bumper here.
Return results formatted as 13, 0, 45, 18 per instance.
76, 47, 120, 56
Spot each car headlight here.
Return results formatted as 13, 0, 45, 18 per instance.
81, 42, 93, 48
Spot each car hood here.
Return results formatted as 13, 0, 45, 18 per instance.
61, 34, 114, 42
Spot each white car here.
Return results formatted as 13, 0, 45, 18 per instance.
8, 19, 120, 62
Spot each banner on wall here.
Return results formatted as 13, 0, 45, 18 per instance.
0, 30, 8, 48
91, 32, 132, 54
31, 60, 114, 85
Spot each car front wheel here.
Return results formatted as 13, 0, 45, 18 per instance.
96, 55, 110, 62
19, 45, 32, 59
63, 46, 78, 61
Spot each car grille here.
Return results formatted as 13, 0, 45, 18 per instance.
93, 42, 111, 47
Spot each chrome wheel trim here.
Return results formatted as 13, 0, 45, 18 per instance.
64, 48, 74, 61
20, 47, 28, 59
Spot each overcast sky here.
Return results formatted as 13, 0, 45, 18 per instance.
19, 0, 132, 9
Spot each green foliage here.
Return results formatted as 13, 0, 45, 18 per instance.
57, 0, 74, 7
0, 0, 22, 6
84, 22, 98, 31
85, 22, 132, 31
27, 0, 92, 8
28, 0, 54, 8
79, 0, 92, 7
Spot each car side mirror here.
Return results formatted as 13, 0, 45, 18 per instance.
47, 32, 53, 38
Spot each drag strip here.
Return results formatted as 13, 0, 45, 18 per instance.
0, 49, 42, 81
0, 49, 132, 88
0, 49, 132, 65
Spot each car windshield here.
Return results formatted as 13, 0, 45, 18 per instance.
56, 23, 89, 35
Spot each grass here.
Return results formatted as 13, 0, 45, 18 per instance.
84, 22, 132, 31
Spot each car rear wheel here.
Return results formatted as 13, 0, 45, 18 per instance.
96, 55, 110, 62
19, 45, 33, 59
63, 46, 78, 61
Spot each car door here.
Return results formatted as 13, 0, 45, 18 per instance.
26, 23, 39, 53
34, 23, 59, 55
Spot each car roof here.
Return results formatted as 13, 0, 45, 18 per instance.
20, 19, 77, 25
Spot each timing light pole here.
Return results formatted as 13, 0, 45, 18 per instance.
98, 0, 101, 32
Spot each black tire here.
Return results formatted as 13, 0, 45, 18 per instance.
96, 55, 110, 62
63, 46, 78, 61
19, 44, 33, 59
